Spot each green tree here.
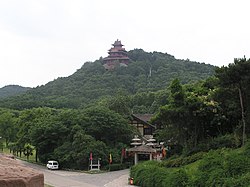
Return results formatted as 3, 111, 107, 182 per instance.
104, 90, 132, 117
0, 109, 18, 146
152, 79, 187, 147
153, 79, 226, 151
216, 57, 250, 145
23, 143, 33, 160
82, 106, 135, 146
54, 125, 108, 169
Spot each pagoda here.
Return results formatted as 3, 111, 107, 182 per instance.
103, 39, 130, 70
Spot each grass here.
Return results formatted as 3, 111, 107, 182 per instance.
3, 145, 38, 162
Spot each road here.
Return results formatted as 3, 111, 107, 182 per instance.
17, 160, 132, 187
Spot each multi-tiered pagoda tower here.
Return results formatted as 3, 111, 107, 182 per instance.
103, 40, 130, 70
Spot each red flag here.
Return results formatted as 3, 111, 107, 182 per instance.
109, 153, 112, 164
162, 148, 166, 158
122, 148, 126, 158
90, 152, 93, 161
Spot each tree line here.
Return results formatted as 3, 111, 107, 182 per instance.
0, 49, 214, 109
0, 57, 249, 170
0, 106, 135, 169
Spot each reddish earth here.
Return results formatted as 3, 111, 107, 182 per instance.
0, 154, 44, 187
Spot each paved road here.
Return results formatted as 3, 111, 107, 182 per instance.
17, 160, 133, 187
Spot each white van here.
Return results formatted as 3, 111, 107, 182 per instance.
46, 160, 59, 170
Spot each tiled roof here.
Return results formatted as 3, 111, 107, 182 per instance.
132, 114, 154, 122
127, 144, 156, 153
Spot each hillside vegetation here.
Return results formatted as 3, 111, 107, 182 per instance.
0, 85, 30, 99
1, 48, 249, 186
0, 49, 214, 109
129, 57, 250, 186
130, 142, 250, 187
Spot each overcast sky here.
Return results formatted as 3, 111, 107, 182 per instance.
0, 0, 249, 88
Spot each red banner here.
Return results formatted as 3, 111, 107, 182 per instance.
90, 152, 93, 161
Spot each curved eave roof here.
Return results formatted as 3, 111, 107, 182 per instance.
127, 144, 156, 153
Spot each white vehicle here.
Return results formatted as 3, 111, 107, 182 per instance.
46, 160, 59, 170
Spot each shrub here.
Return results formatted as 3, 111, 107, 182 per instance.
105, 163, 130, 171
130, 161, 168, 187
223, 173, 250, 187
160, 152, 205, 168
224, 152, 250, 177
186, 142, 208, 155
197, 149, 225, 172
243, 141, 250, 156
208, 134, 240, 150
205, 168, 226, 186
192, 148, 250, 186
191, 149, 227, 186
181, 152, 205, 165
163, 169, 189, 187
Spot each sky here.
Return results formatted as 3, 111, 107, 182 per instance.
0, 0, 249, 88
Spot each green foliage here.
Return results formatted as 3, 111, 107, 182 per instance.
82, 106, 135, 146
0, 85, 30, 99
243, 141, 250, 156
160, 152, 205, 168
23, 143, 34, 160
0, 50, 215, 110
223, 173, 250, 187
163, 169, 189, 187
11, 106, 135, 169
0, 108, 19, 146
191, 148, 250, 186
130, 161, 168, 187
208, 134, 240, 150
215, 58, 250, 145
130, 146, 250, 187
130, 160, 190, 187
105, 163, 130, 171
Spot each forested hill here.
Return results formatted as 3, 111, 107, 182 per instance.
0, 49, 215, 109
0, 85, 30, 99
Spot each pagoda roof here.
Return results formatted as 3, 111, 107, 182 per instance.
109, 47, 126, 51
103, 56, 130, 61
113, 39, 123, 46
127, 144, 156, 153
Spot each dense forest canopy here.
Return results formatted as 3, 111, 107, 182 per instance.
0, 85, 30, 99
1, 46, 249, 181
0, 49, 215, 109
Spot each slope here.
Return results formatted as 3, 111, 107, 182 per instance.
0, 49, 215, 109
0, 85, 31, 99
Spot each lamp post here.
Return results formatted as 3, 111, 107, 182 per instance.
146, 136, 156, 160
131, 135, 142, 164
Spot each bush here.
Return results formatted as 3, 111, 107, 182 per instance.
163, 169, 189, 187
129, 146, 250, 187
103, 162, 131, 171
186, 142, 209, 155
192, 148, 250, 186
130, 161, 168, 187
190, 149, 227, 186
243, 141, 250, 156
208, 134, 240, 150
160, 152, 205, 168
181, 152, 205, 165
223, 173, 250, 187
224, 152, 250, 177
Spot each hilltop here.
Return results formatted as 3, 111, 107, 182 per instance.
0, 85, 30, 99
0, 49, 215, 109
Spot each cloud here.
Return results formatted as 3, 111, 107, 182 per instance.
0, 0, 249, 87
